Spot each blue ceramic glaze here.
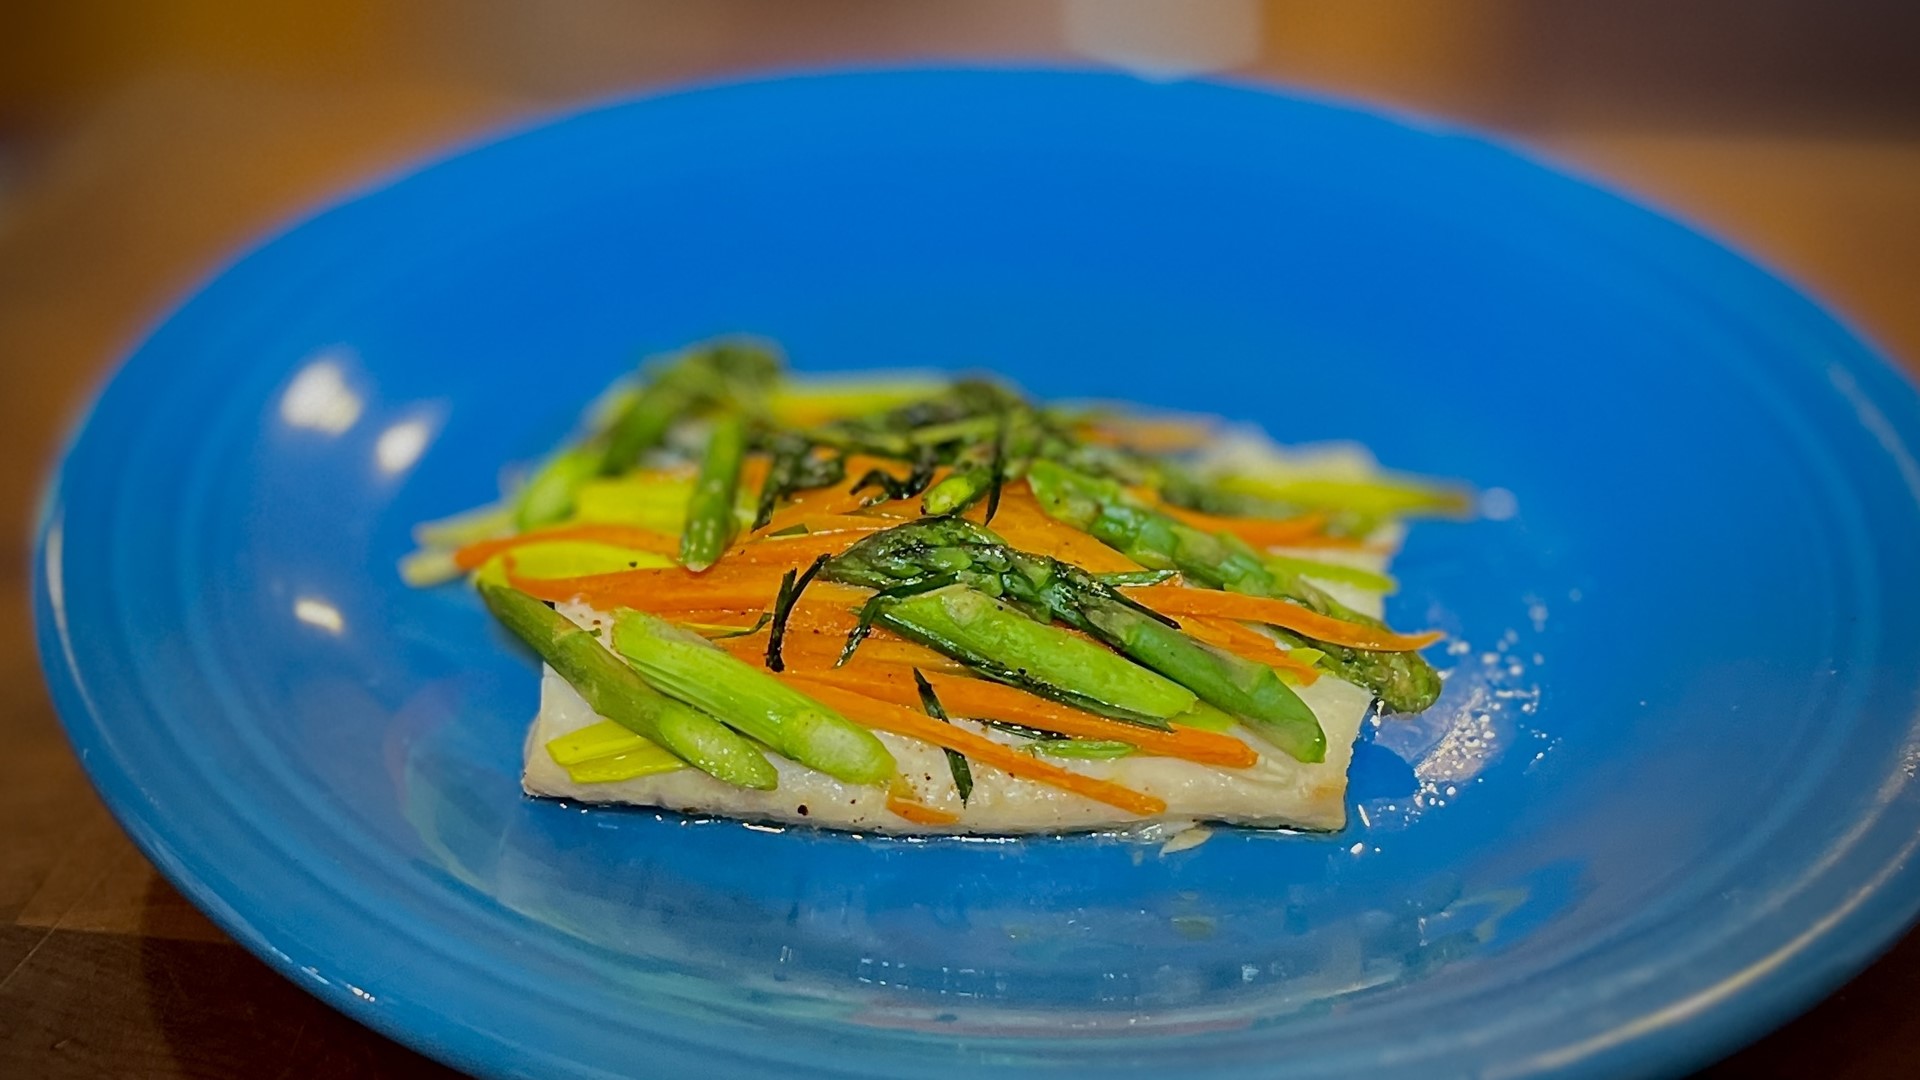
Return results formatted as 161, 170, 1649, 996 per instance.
32, 69, 1920, 1078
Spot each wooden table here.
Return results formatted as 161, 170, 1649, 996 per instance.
2, 73, 1917, 1079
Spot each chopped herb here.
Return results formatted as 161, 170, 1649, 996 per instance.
765, 553, 830, 672
913, 668, 973, 804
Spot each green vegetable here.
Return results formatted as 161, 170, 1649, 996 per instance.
511, 341, 778, 529
1269, 625, 1441, 716
478, 581, 777, 789
1027, 460, 1441, 713
397, 547, 464, 588
412, 502, 513, 549
864, 585, 1194, 726
1216, 473, 1471, 518
921, 469, 987, 516
1077, 600, 1324, 762
807, 379, 1021, 458
1265, 554, 1398, 594
602, 340, 779, 473
825, 517, 1324, 760
679, 415, 746, 571
564, 744, 690, 784
753, 434, 845, 529
546, 720, 691, 783
495, 541, 672, 580
847, 448, 938, 504
545, 718, 653, 765
514, 447, 601, 530
610, 611, 896, 785
978, 717, 1137, 759
1168, 701, 1238, 733
1031, 739, 1136, 760
920, 408, 1014, 518
677, 611, 771, 640
571, 475, 692, 532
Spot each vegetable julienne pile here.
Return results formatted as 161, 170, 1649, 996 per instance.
403, 339, 1467, 830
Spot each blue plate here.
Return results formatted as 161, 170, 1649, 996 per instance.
33, 69, 1920, 1078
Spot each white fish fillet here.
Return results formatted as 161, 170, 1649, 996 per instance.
521, 541, 1393, 834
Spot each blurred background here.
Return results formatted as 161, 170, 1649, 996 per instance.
2, 0, 1918, 541
2, 3, 1917, 1077
4, 0, 1920, 492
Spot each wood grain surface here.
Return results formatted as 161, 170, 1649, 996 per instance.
2, 12, 1917, 1077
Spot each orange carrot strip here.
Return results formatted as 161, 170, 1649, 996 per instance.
507, 562, 868, 614
738, 456, 771, 493
754, 491, 860, 537
453, 523, 679, 570
885, 796, 961, 825
751, 636, 960, 673
507, 565, 781, 607
1121, 585, 1443, 651
1077, 418, 1215, 453
753, 456, 911, 535
780, 677, 1167, 817
1150, 504, 1331, 548
794, 669, 1257, 769
1275, 533, 1378, 551
722, 531, 874, 568
666, 607, 770, 623
718, 625, 962, 681
767, 514, 897, 536
966, 483, 1145, 573
1180, 617, 1321, 684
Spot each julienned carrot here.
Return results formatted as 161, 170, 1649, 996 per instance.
792, 668, 1259, 769
1149, 503, 1331, 548
753, 456, 915, 535
673, 608, 773, 629
1122, 585, 1443, 652
765, 514, 897, 536
1181, 617, 1321, 684
968, 484, 1143, 574
453, 523, 679, 570
721, 531, 876, 567
507, 561, 868, 614
754, 493, 850, 537
1077, 418, 1215, 453
780, 676, 1167, 817
506, 563, 777, 607
1274, 533, 1383, 552
722, 633, 961, 674
886, 795, 961, 825
738, 456, 771, 493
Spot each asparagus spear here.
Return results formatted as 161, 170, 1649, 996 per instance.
920, 406, 1023, 518
825, 517, 1325, 760
753, 433, 846, 529
513, 341, 779, 529
477, 581, 778, 789
1155, 469, 1380, 540
679, 415, 746, 571
807, 379, 1021, 458
868, 585, 1196, 725
1026, 460, 1442, 713
601, 340, 778, 473
513, 447, 602, 531
610, 611, 897, 785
